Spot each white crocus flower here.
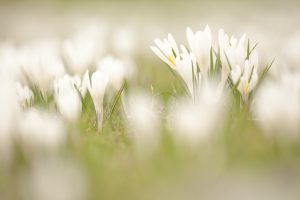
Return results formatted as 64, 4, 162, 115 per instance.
230, 65, 242, 85
237, 67, 258, 101
151, 27, 262, 103
219, 29, 247, 85
186, 25, 212, 76
150, 33, 179, 69
218, 29, 259, 101
16, 82, 34, 108
84, 70, 109, 130
54, 75, 82, 123
97, 56, 126, 90
175, 45, 200, 98
233, 52, 259, 101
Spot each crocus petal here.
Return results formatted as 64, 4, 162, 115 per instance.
150, 46, 174, 68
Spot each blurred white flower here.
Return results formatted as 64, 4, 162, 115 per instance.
122, 90, 161, 153
0, 44, 24, 82
15, 82, 34, 108
150, 33, 179, 69
21, 158, 86, 200
84, 70, 109, 130
97, 56, 126, 90
18, 108, 66, 152
281, 34, 300, 69
253, 72, 300, 137
0, 77, 21, 164
62, 39, 94, 75
120, 57, 137, 81
168, 83, 226, 146
186, 25, 212, 76
112, 26, 137, 56
20, 41, 65, 96
62, 25, 105, 75
54, 75, 82, 123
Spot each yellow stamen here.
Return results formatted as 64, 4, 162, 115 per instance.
168, 55, 175, 66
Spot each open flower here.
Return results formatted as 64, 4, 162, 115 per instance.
151, 27, 212, 99
84, 70, 109, 130
54, 75, 82, 123
150, 34, 179, 69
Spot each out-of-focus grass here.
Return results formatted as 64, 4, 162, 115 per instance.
70, 110, 300, 200
1, 56, 300, 199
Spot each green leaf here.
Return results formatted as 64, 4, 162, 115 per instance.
254, 57, 276, 91
224, 51, 232, 70
249, 42, 258, 55
105, 82, 126, 123
209, 47, 214, 75
246, 39, 250, 59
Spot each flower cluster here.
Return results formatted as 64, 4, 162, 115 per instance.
0, 28, 133, 167
151, 25, 262, 102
